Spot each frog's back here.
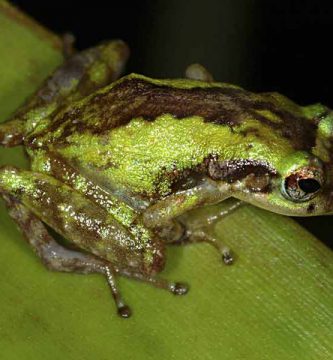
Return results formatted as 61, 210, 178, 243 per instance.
27, 73, 313, 151
26, 73, 317, 198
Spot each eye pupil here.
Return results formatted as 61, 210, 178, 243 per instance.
298, 178, 321, 193
282, 167, 324, 202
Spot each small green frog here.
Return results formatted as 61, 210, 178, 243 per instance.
1, 40, 332, 318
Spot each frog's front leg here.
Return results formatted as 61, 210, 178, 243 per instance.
142, 178, 231, 228
177, 199, 244, 264
142, 178, 237, 263
0, 166, 188, 317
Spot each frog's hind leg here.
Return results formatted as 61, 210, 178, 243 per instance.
3, 193, 188, 317
0, 166, 188, 317
28, 38, 130, 108
0, 39, 129, 147
2, 193, 133, 317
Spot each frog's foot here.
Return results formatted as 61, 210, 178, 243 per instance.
185, 228, 234, 265
116, 267, 189, 296
95, 265, 189, 317
222, 250, 234, 265
93, 265, 189, 318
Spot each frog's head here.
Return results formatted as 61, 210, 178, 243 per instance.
232, 103, 333, 216
255, 153, 332, 216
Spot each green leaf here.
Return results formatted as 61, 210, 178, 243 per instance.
0, 3, 332, 359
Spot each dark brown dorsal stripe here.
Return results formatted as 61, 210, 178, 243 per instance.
47, 77, 317, 151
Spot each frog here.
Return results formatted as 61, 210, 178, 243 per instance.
1, 39, 333, 318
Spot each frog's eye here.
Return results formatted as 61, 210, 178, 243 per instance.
282, 167, 324, 202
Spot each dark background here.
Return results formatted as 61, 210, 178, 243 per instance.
11, 0, 333, 247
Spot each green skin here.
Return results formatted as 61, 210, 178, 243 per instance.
1, 40, 333, 317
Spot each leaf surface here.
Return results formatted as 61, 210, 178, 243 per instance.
0, 3, 332, 359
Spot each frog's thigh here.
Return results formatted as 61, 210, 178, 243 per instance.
0, 166, 147, 268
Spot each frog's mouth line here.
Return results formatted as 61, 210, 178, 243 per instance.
232, 188, 333, 217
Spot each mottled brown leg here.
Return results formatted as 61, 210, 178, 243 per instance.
1, 39, 129, 146
2, 187, 188, 318
1, 39, 130, 143
3, 193, 132, 317
4, 194, 104, 273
